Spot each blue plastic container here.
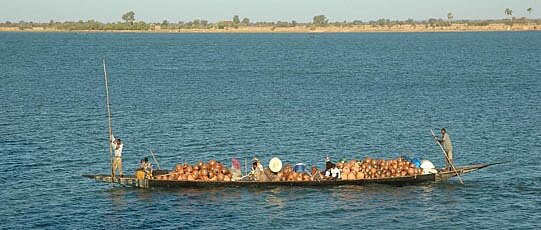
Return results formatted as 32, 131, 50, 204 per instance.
294, 163, 306, 173
411, 158, 421, 168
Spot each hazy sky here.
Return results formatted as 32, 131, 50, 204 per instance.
1, 0, 539, 23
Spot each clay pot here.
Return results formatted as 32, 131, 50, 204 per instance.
209, 159, 216, 166
202, 163, 209, 170
181, 174, 188, 181
356, 172, 365, 179
408, 168, 415, 176
365, 157, 372, 164
287, 174, 295, 181
201, 169, 209, 177
400, 171, 407, 176
175, 164, 182, 172
348, 172, 356, 180
343, 167, 350, 174
197, 161, 204, 167
187, 174, 195, 181
342, 173, 349, 180
224, 175, 231, 182
221, 168, 230, 175
193, 165, 200, 171
217, 173, 224, 182
337, 162, 343, 169
186, 166, 193, 173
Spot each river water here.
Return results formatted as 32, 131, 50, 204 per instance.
1, 32, 540, 229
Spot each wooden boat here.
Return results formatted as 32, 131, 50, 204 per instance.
83, 162, 503, 189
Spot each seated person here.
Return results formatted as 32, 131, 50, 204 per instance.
250, 157, 264, 181
324, 163, 341, 180
311, 165, 322, 181
324, 156, 334, 175
230, 158, 242, 181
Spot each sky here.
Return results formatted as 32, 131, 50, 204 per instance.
0, 0, 540, 23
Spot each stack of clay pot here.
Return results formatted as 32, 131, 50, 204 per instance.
275, 164, 312, 182
339, 157, 422, 180
155, 159, 232, 182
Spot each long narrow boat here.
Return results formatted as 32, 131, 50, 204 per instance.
83, 162, 502, 189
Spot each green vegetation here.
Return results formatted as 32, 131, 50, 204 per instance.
232, 15, 240, 25
122, 11, 135, 25
505, 8, 513, 17
312, 15, 329, 26
1, 12, 540, 32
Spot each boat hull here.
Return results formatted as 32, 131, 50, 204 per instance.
83, 163, 503, 189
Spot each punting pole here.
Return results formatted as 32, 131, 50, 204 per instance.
103, 60, 114, 184
431, 129, 464, 184
149, 150, 162, 170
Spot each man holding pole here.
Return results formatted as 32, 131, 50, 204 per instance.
111, 134, 123, 177
436, 128, 453, 171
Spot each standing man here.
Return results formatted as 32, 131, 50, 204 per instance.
111, 134, 123, 177
437, 128, 453, 170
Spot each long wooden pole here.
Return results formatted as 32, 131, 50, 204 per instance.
149, 150, 161, 170
431, 129, 464, 184
103, 60, 114, 182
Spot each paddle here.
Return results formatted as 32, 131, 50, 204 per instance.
431, 129, 464, 184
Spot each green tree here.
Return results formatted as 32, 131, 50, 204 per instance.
312, 15, 328, 26
201, 20, 208, 27
527, 8, 533, 16
122, 11, 135, 25
241, 17, 250, 25
233, 15, 240, 24
504, 8, 513, 18
447, 12, 454, 21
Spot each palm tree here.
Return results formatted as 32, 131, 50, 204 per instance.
527, 8, 533, 16
504, 8, 513, 18
447, 12, 454, 21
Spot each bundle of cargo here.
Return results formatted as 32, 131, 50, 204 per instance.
338, 157, 422, 180
155, 159, 233, 182
275, 163, 313, 182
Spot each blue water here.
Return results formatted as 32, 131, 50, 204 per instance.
1, 32, 540, 229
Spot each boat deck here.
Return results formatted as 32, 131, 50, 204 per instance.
83, 163, 503, 189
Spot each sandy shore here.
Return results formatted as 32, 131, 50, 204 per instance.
1, 23, 540, 33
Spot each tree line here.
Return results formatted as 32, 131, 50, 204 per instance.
2, 10, 540, 31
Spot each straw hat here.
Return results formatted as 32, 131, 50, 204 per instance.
269, 157, 283, 173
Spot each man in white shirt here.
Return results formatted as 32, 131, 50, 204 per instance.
111, 134, 123, 177
324, 163, 341, 180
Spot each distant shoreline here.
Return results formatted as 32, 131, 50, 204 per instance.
1, 23, 540, 33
